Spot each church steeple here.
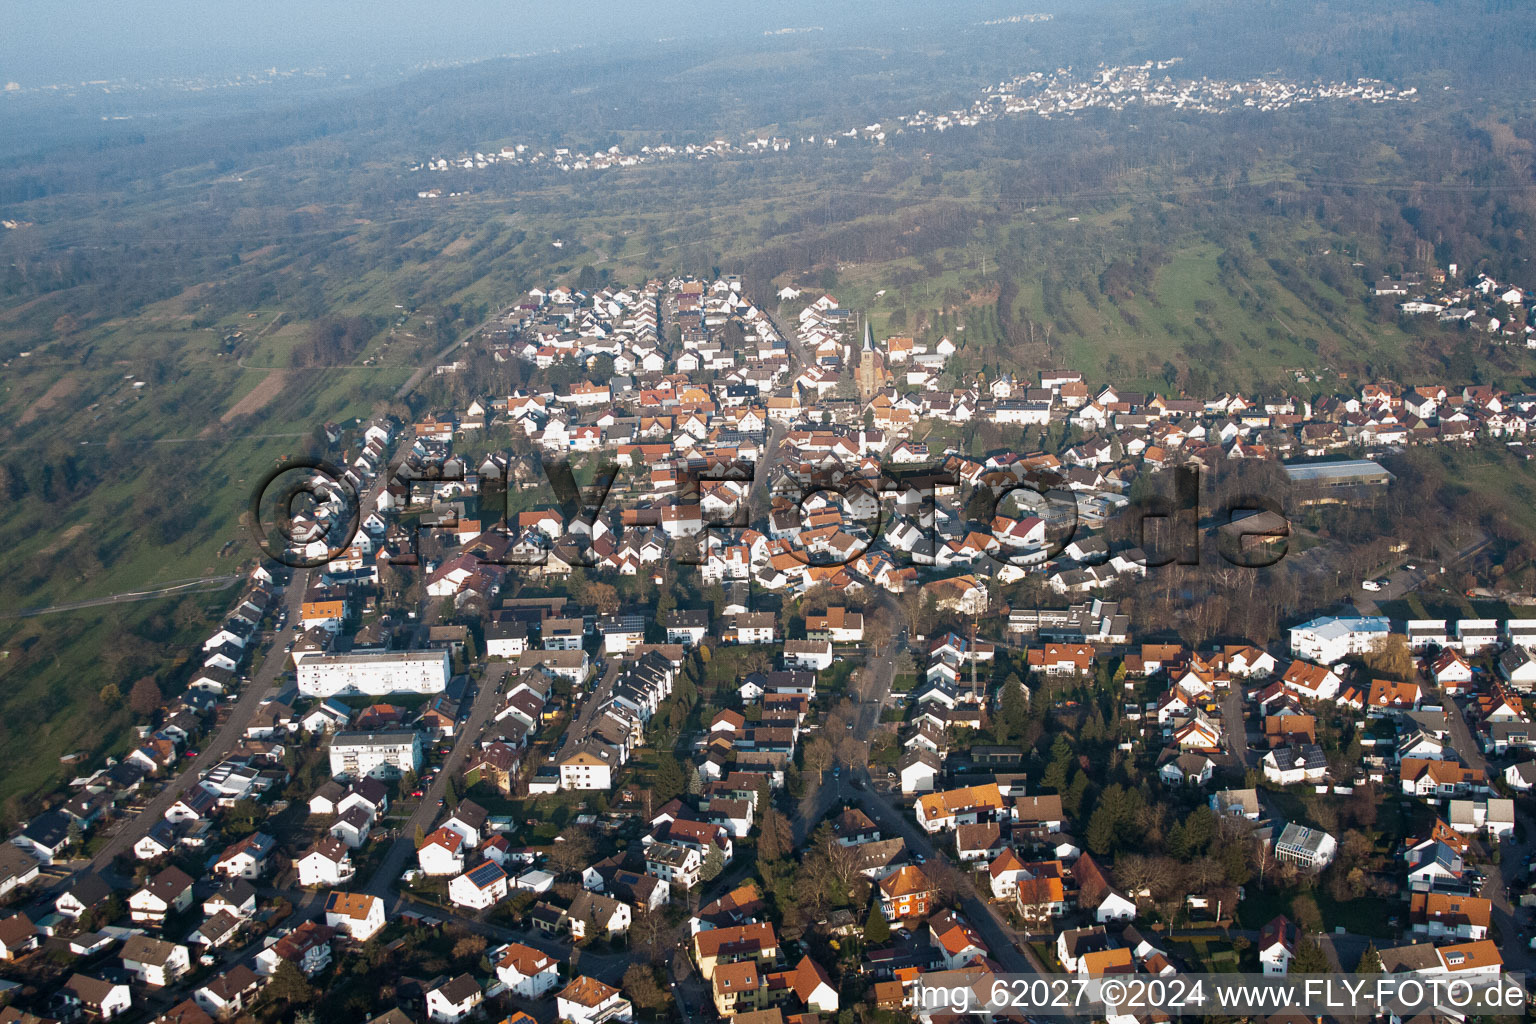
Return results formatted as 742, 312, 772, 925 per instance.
855, 314, 885, 402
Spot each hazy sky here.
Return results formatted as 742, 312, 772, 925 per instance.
0, 0, 934, 84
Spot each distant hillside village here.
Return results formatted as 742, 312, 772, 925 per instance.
1378, 265, 1536, 344
2, 273, 1535, 1024
411, 60, 1412, 184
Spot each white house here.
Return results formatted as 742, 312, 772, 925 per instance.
569, 890, 632, 940
1273, 822, 1337, 872
1092, 888, 1137, 923
1504, 761, 1536, 792
782, 639, 834, 671
494, 942, 561, 998
1279, 661, 1343, 702
1258, 915, 1298, 975
1262, 744, 1329, 786
418, 827, 467, 876
192, 965, 262, 1019
213, 832, 275, 881
324, 891, 387, 941
61, 975, 132, 1020
297, 837, 355, 888
297, 650, 451, 697
441, 800, 489, 850
558, 744, 619, 791
557, 976, 633, 1024
129, 867, 194, 926
328, 730, 423, 780
449, 861, 509, 911
119, 935, 190, 988
897, 749, 942, 795
425, 974, 484, 1024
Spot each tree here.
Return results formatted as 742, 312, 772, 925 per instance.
587, 582, 621, 615
1363, 633, 1413, 680
631, 906, 669, 966
1290, 893, 1324, 934
758, 806, 791, 864
864, 901, 891, 945
1291, 936, 1333, 973
624, 964, 668, 1016
806, 821, 863, 905
1085, 805, 1119, 855
128, 676, 162, 718
701, 844, 725, 882
452, 934, 487, 964
996, 675, 1029, 743
1356, 942, 1383, 974
1040, 735, 1072, 791
268, 959, 314, 1005
803, 737, 834, 777
549, 827, 594, 877
652, 754, 686, 804
98, 683, 122, 708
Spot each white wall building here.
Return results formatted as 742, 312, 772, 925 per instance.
1287, 616, 1390, 664
298, 651, 451, 697
328, 730, 423, 780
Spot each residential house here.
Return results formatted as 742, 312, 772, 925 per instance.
120, 935, 190, 988
556, 976, 633, 1024
324, 891, 387, 941
297, 837, 355, 888
129, 867, 194, 926
425, 975, 484, 1024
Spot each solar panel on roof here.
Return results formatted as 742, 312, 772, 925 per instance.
467, 861, 504, 887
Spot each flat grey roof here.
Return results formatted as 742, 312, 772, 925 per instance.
1282, 459, 1395, 483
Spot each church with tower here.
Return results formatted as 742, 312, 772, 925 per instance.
854, 318, 891, 401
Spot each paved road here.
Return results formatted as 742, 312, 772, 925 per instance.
365, 663, 511, 896
1221, 685, 1256, 769
791, 619, 902, 844
82, 458, 396, 872
853, 773, 1046, 975
1, 574, 242, 619
85, 567, 312, 870
566, 660, 621, 747
779, 619, 1045, 973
